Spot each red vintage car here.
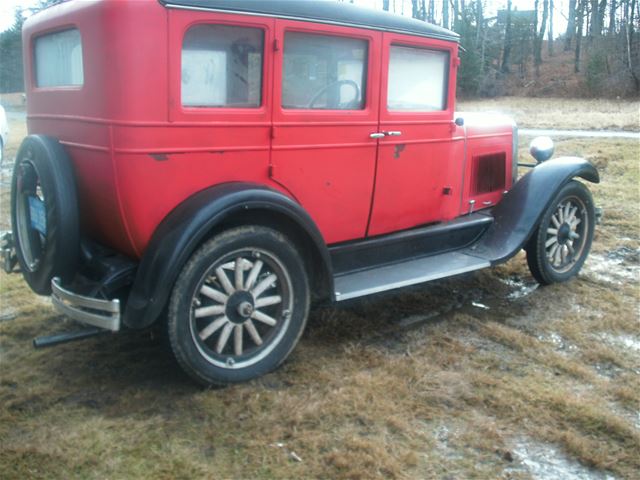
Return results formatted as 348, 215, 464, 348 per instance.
5, 0, 598, 386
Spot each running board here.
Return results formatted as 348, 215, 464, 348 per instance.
334, 251, 490, 301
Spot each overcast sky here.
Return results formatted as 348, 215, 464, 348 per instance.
0, 0, 568, 36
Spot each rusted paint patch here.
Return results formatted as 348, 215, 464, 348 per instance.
394, 144, 405, 159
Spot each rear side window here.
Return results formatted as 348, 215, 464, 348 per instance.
182, 24, 264, 108
387, 46, 448, 112
282, 32, 367, 110
34, 29, 84, 88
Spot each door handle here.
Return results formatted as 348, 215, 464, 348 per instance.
370, 132, 385, 139
384, 131, 402, 137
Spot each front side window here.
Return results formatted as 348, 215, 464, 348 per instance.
387, 45, 448, 112
182, 24, 264, 108
282, 32, 367, 110
34, 29, 84, 88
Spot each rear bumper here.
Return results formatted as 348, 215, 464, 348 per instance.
51, 277, 121, 331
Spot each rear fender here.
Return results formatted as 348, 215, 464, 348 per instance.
123, 182, 331, 329
469, 157, 599, 264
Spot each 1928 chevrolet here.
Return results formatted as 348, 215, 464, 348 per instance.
4, 0, 598, 386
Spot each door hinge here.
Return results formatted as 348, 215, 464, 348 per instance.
273, 38, 279, 52
268, 164, 275, 177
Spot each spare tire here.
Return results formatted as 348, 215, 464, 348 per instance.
11, 135, 80, 294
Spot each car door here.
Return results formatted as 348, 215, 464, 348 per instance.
367, 32, 464, 237
270, 20, 382, 245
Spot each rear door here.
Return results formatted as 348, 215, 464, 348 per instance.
367, 33, 463, 237
270, 20, 382, 244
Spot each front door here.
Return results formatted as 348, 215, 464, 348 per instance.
367, 33, 463, 237
270, 20, 382, 245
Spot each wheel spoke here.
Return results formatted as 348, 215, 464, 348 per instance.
200, 285, 228, 304
551, 214, 561, 228
251, 310, 278, 326
194, 304, 226, 318
570, 231, 580, 240
547, 228, 558, 235
545, 236, 558, 248
251, 273, 277, 298
563, 202, 571, 222
234, 257, 244, 290
567, 242, 575, 255
215, 266, 235, 295
561, 245, 567, 263
244, 319, 263, 346
216, 322, 234, 353
199, 316, 228, 340
567, 206, 577, 224
557, 207, 564, 223
255, 295, 282, 308
554, 244, 562, 266
548, 243, 559, 261
571, 218, 582, 228
244, 259, 263, 290
234, 324, 243, 356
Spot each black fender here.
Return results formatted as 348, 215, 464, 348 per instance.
123, 182, 332, 329
468, 157, 599, 264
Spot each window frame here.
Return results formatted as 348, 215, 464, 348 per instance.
386, 44, 450, 113
380, 32, 457, 122
181, 23, 265, 109
168, 11, 274, 123
32, 26, 85, 91
273, 19, 380, 123
280, 30, 369, 112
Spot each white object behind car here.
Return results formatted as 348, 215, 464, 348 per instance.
0, 105, 9, 164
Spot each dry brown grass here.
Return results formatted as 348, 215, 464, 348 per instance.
459, 97, 640, 131
1, 105, 639, 479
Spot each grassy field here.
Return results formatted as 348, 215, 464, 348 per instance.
0, 102, 639, 479
458, 97, 640, 131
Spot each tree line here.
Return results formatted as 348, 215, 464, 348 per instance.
351, 0, 640, 97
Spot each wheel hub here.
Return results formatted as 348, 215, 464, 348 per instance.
557, 223, 571, 245
225, 290, 255, 324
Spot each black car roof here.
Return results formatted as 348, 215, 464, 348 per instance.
158, 0, 458, 42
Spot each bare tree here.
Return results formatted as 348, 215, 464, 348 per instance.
501, 0, 513, 72
575, 0, 586, 72
548, 0, 554, 56
383, 0, 390, 11
565, 0, 577, 50
609, 0, 617, 33
443, 0, 449, 29
534, 0, 549, 73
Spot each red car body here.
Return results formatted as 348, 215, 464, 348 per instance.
23, 0, 513, 258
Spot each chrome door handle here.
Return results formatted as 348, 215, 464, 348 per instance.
370, 132, 385, 139
384, 131, 402, 136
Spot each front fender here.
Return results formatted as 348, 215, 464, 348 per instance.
123, 182, 331, 329
468, 157, 599, 264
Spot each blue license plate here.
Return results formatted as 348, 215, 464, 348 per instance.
28, 196, 46, 235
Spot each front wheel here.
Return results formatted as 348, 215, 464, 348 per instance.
526, 180, 595, 285
168, 226, 310, 386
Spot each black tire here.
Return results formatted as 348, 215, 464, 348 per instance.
168, 226, 310, 386
526, 180, 595, 285
10, 135, 80, 294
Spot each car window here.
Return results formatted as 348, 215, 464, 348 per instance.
182, 24, 264, 108
34, 29, 84, 88
282, 32, 367, 110
387, 45, 448, 112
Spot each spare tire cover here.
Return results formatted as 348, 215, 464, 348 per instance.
11, 135, 80, 294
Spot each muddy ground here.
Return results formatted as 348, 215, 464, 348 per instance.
0, 105, 638, 479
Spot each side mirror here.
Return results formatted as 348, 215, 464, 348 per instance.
529, 136, 554, 163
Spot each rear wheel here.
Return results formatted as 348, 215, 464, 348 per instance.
526, 180, 595, 285
168, 226, 310, 386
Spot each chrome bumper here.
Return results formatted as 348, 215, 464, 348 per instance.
51, 277, 121, 331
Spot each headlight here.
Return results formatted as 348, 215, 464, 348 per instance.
529, 136, 554, 163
